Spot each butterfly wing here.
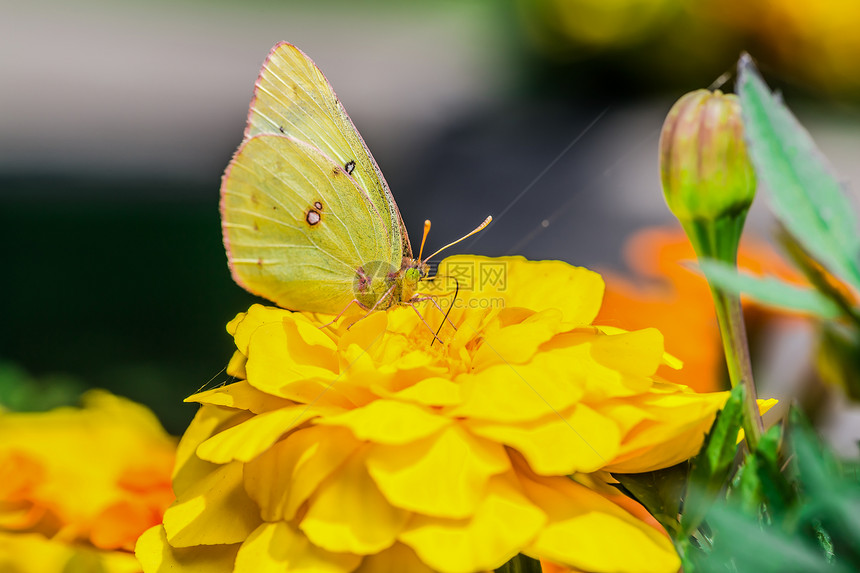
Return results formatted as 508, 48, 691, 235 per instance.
244, 42, 412, 259
221, 134, 393, 313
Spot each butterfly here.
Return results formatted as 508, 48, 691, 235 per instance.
220, 42, 489, 318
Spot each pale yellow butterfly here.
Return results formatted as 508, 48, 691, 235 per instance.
220, 42, 489, 317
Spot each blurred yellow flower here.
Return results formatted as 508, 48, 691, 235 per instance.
138, 255, 753, 573
0, 390, 176, 573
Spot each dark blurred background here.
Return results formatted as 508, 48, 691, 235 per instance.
3, 0, 860, 439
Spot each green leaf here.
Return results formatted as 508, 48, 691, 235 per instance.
752, 424, 793, 518
613, 462, 688, 537
789, 413, 860, 565
731, 453, 764, 516
697, 259, 841, 319
0, 361, 85, 412
681, 385, 745, 536
703, 503, 852, 573
817, 323, 860, 401
737, 54, 860, 291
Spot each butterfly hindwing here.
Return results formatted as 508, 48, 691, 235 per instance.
244, 42, 411, 259
221, 134, 394, 313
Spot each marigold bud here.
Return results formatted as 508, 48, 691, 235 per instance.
660, 89, 756, 222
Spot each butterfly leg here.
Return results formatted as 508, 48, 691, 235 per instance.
318, 299, 364, 330
342, 282, 399, 331
415, 295, 459, 331
407, 301, 445, 345
415, 275, 460, 345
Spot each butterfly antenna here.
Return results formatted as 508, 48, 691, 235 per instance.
423, 216, 492, 262
418, 219, 431, 261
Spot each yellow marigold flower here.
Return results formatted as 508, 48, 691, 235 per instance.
0, 390, 176, 573
137, 255, 762, 573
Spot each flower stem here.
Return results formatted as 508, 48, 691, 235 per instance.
683, 213, 763, 451
710, 284, 763, 451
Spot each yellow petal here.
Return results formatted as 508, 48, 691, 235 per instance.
187, 380, 293, 413
519, 473, 680, 573
244, 426, 357, 521
374, 377, 462, 407
399, 474, 546, 573
136, 525, 240, 573
196, 405, 340, 464
337, 308, 389, 355
226, 349, 247, 379
471, 309, 563, 369
244, 320, 340, 401
233, 521, 360, 573
589, 328, 665, 377
604, 389, 728, 473
173, 405, 247, 487
229, 304, 293, 354
450, 355, 584, 422
466, 404, 620, 475
301, 451, 409, 554
354, 542, 434, 573
164, 461, 262, 547
594, 324, 682, 371
0, 531, 142, 573
737, 398, 779, 443
366, 425, 509, 519
540, 341, 652, 400
317, 400, 451, 445
435, 256, 605, 326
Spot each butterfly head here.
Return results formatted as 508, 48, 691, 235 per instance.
400, 258, 429, 303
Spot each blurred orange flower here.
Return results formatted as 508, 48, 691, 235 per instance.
0, 390, 176, 573
596, 226, 806, 393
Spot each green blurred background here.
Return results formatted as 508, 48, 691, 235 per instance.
3, 0, 860, 437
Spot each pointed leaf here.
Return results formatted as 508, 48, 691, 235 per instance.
698, 259, 841, 319
737, 54, 860, 291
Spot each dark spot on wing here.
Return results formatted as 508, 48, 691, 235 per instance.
355, 266, 369, 293
257, 258, 263, 267
253, 221, 259, 231
306, 209, 321, 226
314, 201, 323, 210
278, 126, 285, 134
344, 160, 356, 175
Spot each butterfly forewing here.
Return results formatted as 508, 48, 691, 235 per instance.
245, 42, 412, 259
221, 134, 393, 313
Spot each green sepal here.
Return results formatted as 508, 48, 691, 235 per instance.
495, 554, 542, 573
613, 461, 689, 538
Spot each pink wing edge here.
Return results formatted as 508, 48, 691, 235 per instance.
242, 41, 411, 256
221, 41, 299, 296
221, 41, 409, 296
